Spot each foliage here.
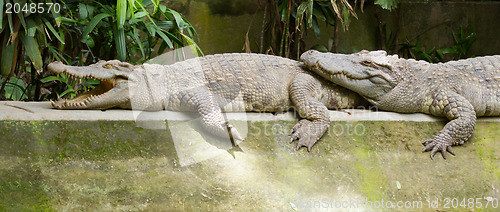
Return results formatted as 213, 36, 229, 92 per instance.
62, 0, 202, 64
374, 0, 400, 11
40, 74, 99, 100
0, 0, 201, 101
398, 27, 476, 63
0, 0, 63, 101
0, 76, 28, 101
436, 27, 476, 60
263, 0, 357, 58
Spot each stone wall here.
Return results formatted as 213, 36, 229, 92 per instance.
0, 102, 499, 210
175, 0, 500, 56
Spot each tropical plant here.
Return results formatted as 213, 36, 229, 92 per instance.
436, 27, 476, 60
74, 0, 202, 63
40, 0, 203, 100
0, 0, 63, 101
0, 0, 201, 101
374, 0, 400, 11
40, 72, 100, 100
398, 27, 476, 63
261, 0, 358, 59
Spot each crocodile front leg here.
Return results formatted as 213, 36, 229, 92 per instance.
289, 73, 330, 151
178, 87, 244, 141
422, 91, 477, 159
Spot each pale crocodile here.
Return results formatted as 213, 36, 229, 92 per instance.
47, 53, 368, 151
301, 50, 500, 159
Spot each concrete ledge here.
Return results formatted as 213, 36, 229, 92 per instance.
1, 101, 499, 211
2, 101, 499, 122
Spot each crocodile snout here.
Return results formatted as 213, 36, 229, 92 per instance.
47, 61, 67, 74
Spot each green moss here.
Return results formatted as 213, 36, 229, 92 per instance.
475, 122, 500, 180
0, 161, 54, 211
0, 119, 499, 210
352, 136, 388, 201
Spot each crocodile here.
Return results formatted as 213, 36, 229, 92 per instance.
47, 53, 368, 151
301, 50, 500, 159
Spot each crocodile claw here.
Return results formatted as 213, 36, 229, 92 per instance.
227, 123, 244, 141
289, 119, 323, 152
422, 137, 455, 160
290, 134, 314, 151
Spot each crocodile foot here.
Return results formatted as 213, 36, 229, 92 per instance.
422, 135, 456, 160
289, 119, 326, 151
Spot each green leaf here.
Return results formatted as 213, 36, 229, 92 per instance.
132, 27, 145, 58
79, 3, 88, 19
157, 40, 167, 55
144, 22, 156, 37
0, 0, 4, 29
42, 17, 65, 44
60, 88, 75, 98
126, 0, 135, 18
7, 13, 13, 34
151, 0, 160, 13
16, 12, 27, 34
439, 47, 457, 55
48, 46, 66, 63
181, 33, 203, 57
313, 6, 326, 23
155, 21, 175, 29
312, 17, 320, 37
307, 0, 313, 28
343, 4, 350, 30
374, 0, 400, 11
81, 13, 112, 42
4, 76, 27, 101
396, 181, 401, 190
48, 0, 62, 27
133, 11, 148, 19
163, 29, 184, 46
40, 76, 62, 83
57, 17, 78, 23
128, 18, 143, 25
114, 26, 127, 61
1, 35, 17, 77
310, 44, 328, 52
117, 0, 127, 29
19, 31, 43, 72
156, 30, 173, 48
183, 16, 199, 38
136, 1, 158, 28
26, 18, 37, 37
166, 8, 187, 32
159, 4, 167, 13
83, 79, 100, 87
84, 35, 95, 47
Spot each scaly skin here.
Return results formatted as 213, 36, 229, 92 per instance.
47, 53, 368, 151
301, 50, 500, 159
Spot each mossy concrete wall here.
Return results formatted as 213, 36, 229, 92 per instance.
1, 102, 499, 211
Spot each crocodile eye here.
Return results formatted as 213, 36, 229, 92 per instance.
360, 60, 374, 67
103, 64, 112, 69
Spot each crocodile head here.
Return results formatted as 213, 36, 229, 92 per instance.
301, 50, 398, 104
47, 60, 134, 109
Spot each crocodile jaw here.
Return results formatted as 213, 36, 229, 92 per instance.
47, 61, 131, 109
